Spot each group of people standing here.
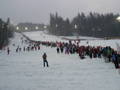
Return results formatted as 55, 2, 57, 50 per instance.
23, 37, 120, 69
5, 34, 120, 69
55, 41, 120, 69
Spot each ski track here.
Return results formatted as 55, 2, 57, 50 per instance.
0, 32, 120, 90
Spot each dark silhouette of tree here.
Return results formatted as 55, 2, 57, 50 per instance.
72, 12, 120, 37
0, 18, 14, 49
49, 12, 120, 38
49, 12, 72, 36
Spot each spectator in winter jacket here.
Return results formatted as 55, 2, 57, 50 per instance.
42, 53, 49, 67
7, 47, 10, 55
56, 47, 60, 53
112, 52, 119, 69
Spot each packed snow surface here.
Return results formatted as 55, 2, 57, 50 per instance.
24, 31, 100, 42
0, 31, 120, 90
24, 31, 120, 50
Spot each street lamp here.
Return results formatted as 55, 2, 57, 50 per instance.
74, 24, 79, 39
116, 16, 120, 22
25, 27, 28, 30
44, 25, 47, 29
56, 24, 58, 28
16, 26, 19, 30
74, 24, 77, 29
35, 26, 39, 30
92, 28, 95, 37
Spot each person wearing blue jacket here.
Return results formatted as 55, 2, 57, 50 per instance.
112, 52, 119, 69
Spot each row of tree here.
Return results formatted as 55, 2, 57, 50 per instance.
49, 13, 73, 36
0, 18, 14, 49
49, 12, 120, 38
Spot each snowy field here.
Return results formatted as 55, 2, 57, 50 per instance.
0, 31, 120, 90
24, 31, 100, 42
24, 31, 120, 50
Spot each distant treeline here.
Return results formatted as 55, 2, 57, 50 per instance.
49, 12, 120, 38
0, 18, 14, 49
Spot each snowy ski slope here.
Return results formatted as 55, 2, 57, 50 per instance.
24, 31, 120, 50
0, 31, 120, 90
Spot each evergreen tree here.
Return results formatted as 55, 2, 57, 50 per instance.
0, 18, 14, 49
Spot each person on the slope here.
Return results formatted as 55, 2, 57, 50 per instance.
42, 53, 49, 67
7, 47, 10, 55
56, 47, 60, 53
112, 51, 119, 69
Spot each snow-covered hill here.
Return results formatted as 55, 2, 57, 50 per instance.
24, 31, 100, 42
0, 31, 120, 90
24, 31, 120, 50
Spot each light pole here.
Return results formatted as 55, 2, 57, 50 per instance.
116, 16, 120, 54
25, 27, 28, 30
35, 26, 39, 30
92, 28, 95, 37
74, 24, 77, 29
116, 16, 120, 22
56, 24, 58, 28
74, 24, 79, 39
116, 16, 120, 37
44, 25, 47, 29
16, 26, 19, 30
55, 24, 58, 32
